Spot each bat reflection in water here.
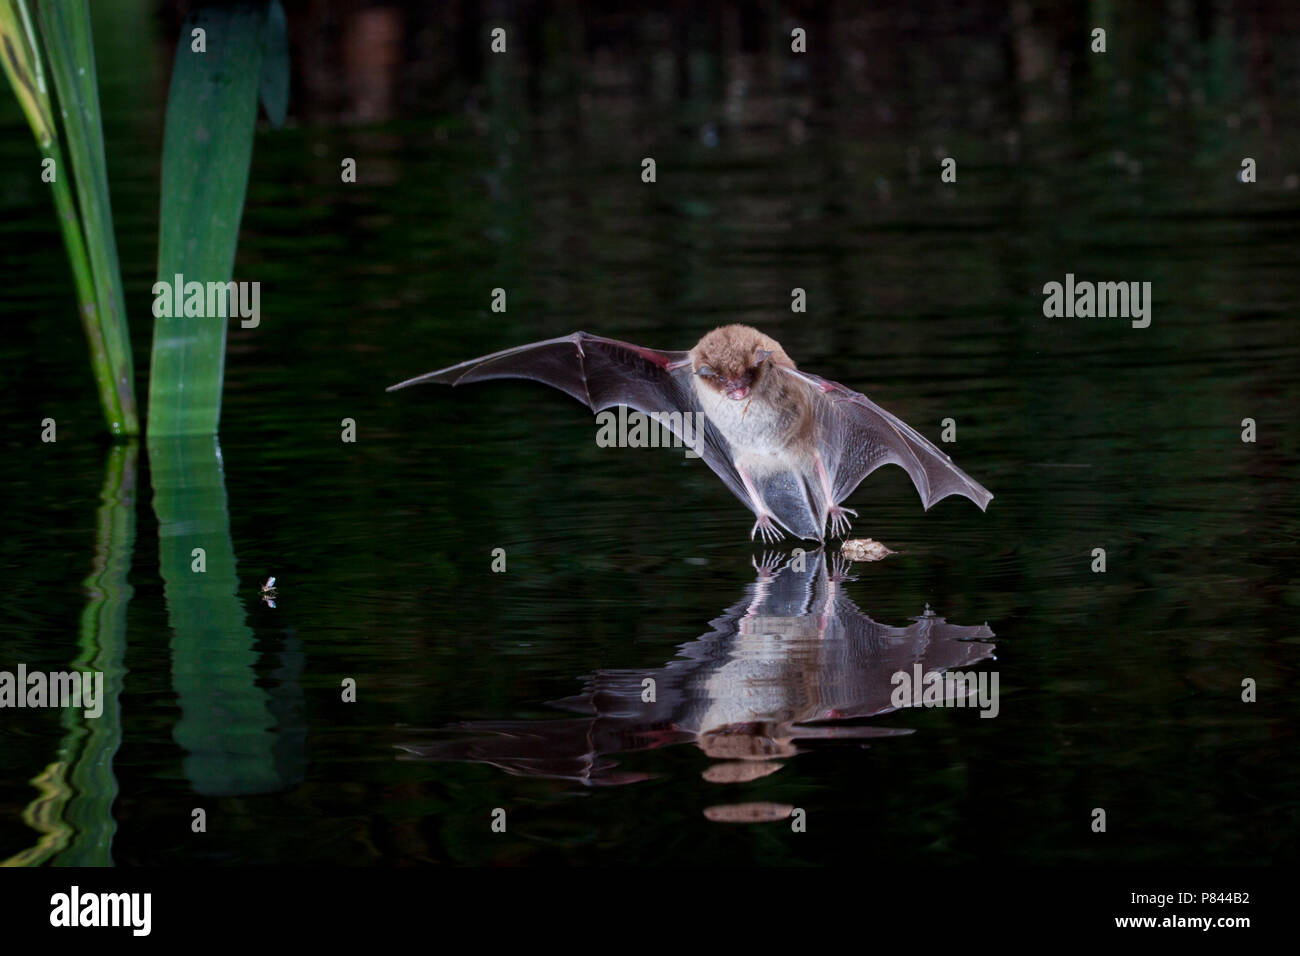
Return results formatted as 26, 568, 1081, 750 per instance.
388, 325, 992, 541
398, 552, 995, 792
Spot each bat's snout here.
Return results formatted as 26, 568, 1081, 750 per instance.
726, 385, 751, 401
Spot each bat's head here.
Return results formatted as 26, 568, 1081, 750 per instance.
691, 325, 790, 401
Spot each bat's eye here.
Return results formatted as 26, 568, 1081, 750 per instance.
697, 364, 716, 378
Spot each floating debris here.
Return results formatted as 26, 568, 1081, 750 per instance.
840, 538, 894, 562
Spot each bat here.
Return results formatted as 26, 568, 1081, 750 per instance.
388, 324, 992, 541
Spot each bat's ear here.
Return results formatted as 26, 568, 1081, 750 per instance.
754, 348, 773, 365
697, 363, 716, 377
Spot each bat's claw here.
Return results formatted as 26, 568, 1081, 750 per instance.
750, 515, 784, 544
752, 550, 785, 577
828, 505, 857, 538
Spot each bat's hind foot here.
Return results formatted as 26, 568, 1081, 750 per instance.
828, 505, 857, 538
750, 515, 784, 544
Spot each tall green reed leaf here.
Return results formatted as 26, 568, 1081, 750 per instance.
149, 2, 269, 436
35, 0, 137, 433
259, 0, 288, 129
1, 0, 137, 435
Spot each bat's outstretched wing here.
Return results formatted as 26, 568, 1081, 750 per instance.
388, 332, 753, 515
782, 367, 993, 513
389, 332, 684, 406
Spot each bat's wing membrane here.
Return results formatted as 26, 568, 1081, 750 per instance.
388, 332, 755, 518
783, 367, 993, 513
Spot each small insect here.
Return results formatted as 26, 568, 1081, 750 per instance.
261, 576, 278, 608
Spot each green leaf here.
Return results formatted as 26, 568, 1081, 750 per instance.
0, 0, 56, 146
149, 1, 269, 436
258, 0, 287, 128
31, 0, 139, 436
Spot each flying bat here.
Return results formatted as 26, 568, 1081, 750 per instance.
388, 324, 992, 541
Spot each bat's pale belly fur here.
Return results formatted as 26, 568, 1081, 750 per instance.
693, 373, 812, 476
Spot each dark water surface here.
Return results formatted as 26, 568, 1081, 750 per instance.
1, 3, 1297, 866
